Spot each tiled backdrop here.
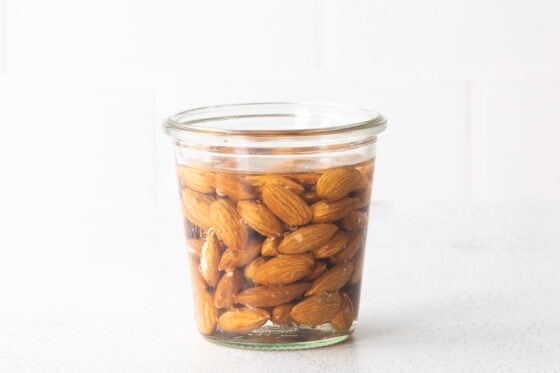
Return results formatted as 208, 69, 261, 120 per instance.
1, 0, 559, 253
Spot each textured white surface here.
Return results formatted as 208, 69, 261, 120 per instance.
1, 201, 559, 372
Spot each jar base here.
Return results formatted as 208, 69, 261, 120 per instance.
203, 324, 354, 350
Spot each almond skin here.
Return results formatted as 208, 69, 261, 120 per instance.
272, 303, 296, 325
261, 236, 280, 257
181, 188, 216, 229
278, 223, 338, 254
243, 256, 267, 281
199, 230, 222, 288
194, 287, 218, 335
186, 238, 204, 258
245, 175, 305, 194
235, 282, 311, 308
218, 307, 270, 333
350, 247, 365, 285
214, 269, 242, 309
330, 291, 354, 331
214, 172, 257, 200
210, 199, 248, 251
218, 238, 262, 270
177, 165, 215, 194
303, 260, 328, 282
237, 200, 283, 237
262, 184, 312, 226
311, 197, 360, 224
316, 167, 363, 202
341, 210, 369, 231
305, 261, 354, 296
290, 292, 342, 326
313, 231, 350, 259
330, 231, 364, 264
252, 254, 315, 285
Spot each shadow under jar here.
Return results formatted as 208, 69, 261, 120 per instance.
163, 102, 387, 350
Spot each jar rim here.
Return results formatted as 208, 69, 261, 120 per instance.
163, 102, 387, 140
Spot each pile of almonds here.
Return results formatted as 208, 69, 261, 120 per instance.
178, 160, 374, 336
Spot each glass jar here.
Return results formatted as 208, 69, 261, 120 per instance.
163, 102, 387, 350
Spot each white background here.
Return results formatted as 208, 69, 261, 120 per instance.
1, 1, 559, 372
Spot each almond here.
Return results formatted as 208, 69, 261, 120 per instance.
330, 231, 364, 264
235, 282, 311, 308
217, 307, 270, 333
278, 224, 338, 254
245, 175, 305, 194
252, 254, 315, 285
210, 199, 248, 251
316, 167, 363, 202
262, 184, 312, 226
261, 236, 280, 257
193, 286, 218, 335
218, 238, 262, 270
356, 159, 375, 180
311, 197, 360, 223
313, 231, 350, 259
272, 303, 296, 325
186, 238, 204, 258
214, 269, 242, 309
243, 256, 267, 281
214, 173, 257, 200
305, 262, 354, 296
354, 183, 373, 209
177, 165, 215, 194
181, 188, 216, 229
303, 260, 328, 281
341, 210, 369, 231
237, 200, 283, 237
290, 292, 342, 326
300, 189, 321, 204
199, 230, 222, 288
330, 291, 354, 331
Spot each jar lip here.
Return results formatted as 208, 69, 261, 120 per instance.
163, 102, 387, 139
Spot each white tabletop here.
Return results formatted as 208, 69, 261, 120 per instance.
1, 201, 559, 372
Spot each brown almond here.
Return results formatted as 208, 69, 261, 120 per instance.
303, 260, 328, 282
272, 303, 296, 325
214, 269, 242, 309
245, 175, 305, 194
237, 200, 283, 237
219, 238, 262, 270
290, 292, 342, 326
181, 188, 216, 229
243, 256, 267, 281
235, 282, 311, 308
330, 291, 354, 331
186, 238, 205, 258
313, 231, 350, 259
284, 172, 322, 186
356, 159, 375, 180
341, 210, 369, 231
177, 165, 215, 194
278, 224, 338, 254
316, 167, 363, 202
262, 184, 312, 226
354, 184, 373, 209
217, 307, 270, 333
214, 173, 257, 200
311, 197, 360, 223
300, 189, 321, 204
305, 262, 354, 296
261, 236, 280, 257
252, 254, 315, 285
330, 231, 364, 264
199, 230, 222, 288
210, 199, 248, 251
193, 286, 218, 335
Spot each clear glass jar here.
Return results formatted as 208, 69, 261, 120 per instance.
163, 102, 387, 350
